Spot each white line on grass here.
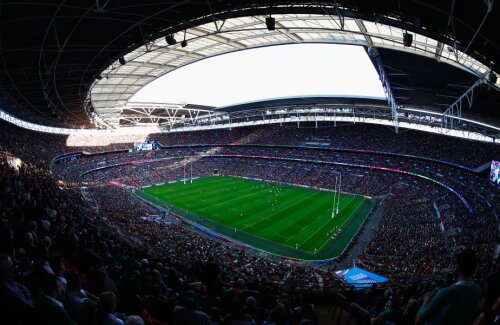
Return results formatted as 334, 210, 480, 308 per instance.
313, 199, 365, 253
296, 197, 356, 251
239, 192, 318, 233
191, 183, 283, 214
285, 196, 353, 244
157, 178, 246, 201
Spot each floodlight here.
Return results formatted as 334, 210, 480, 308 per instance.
403, 33, 413, 47
165, 34, 177, 45
118, 56, 126, 65
266, 17, 275, 31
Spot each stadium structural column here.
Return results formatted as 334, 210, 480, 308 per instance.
369, 47, 400, 132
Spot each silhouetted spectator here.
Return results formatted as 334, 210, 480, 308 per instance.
416, 249, 482, 325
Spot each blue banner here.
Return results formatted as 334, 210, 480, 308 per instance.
335, 267, 388, 289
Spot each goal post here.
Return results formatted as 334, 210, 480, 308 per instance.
331, 175, 338, 219
331, 172, 342, 218
337, 173, 341, 214
183, 160, 186, 184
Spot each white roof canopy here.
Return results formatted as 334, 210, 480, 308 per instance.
90, 12, 499, 128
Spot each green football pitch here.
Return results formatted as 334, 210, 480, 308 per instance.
135, 176, 372, 260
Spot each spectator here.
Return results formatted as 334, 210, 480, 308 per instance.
243, 296, 265, 325
173, 290, 212, 325
95, 291, 124, 325
65, 271, 96, 325
125, 315, 145, 325
371, 296, 403, 324
416, 249, 482, 325
0, 253, 35, 324
33, 273, 76, 325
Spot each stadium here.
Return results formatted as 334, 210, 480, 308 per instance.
0, 1, 500, 325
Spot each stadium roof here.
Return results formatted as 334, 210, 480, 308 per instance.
0, 1, 499, 130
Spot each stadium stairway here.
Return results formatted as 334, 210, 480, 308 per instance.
336, 202, 386, 269
313, 291, 370, 325
316, 304, 368, 325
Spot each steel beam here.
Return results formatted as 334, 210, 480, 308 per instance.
442, 78, 484, 130
370, 49, 400, 132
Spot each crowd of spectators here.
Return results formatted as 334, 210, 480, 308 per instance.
76, 153, 496, 281
53, 137, 499, 282
1, 149, 340, 324
1, 119, 500, 324
3, 119, 499, 169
